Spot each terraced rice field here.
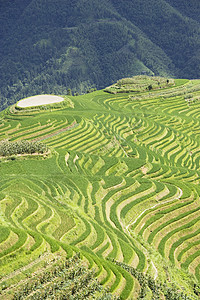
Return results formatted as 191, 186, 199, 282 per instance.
0, 78, 200, 299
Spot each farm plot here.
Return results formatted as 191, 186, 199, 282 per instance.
1, 79, 200, 299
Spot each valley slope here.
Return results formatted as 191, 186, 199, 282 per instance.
1, 0, 200, 109
0, 77, 200, 299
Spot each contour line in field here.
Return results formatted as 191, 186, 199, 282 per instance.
17, 95, 64, 107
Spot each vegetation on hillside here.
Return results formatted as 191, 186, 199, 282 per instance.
112, 260, 194, 300
13, 254, 116, 300
0, 0, 200, 109
0, 140, 48, 157
0, 77, 200, 299
104, 75, 175, 94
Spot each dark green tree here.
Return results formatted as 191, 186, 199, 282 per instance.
67, 88, 72, 96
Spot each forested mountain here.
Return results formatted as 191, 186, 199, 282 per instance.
0, 0, 200, 109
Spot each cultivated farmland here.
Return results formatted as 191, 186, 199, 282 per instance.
0, 77, 200, 299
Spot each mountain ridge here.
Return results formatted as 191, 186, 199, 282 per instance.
0, 0, 200, 109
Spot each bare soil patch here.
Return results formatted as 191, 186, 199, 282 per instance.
17, 95, 64, 108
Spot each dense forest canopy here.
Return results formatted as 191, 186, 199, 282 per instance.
0, 0, 200, 109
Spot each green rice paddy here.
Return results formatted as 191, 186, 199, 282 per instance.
0, 77, 200, 299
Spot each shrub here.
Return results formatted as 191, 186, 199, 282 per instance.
0, 140, 48, 157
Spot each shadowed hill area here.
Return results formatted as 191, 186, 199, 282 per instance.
0, 0, 200, 109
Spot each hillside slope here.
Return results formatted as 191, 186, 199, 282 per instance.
0, 0, 200, 109
0, 77, 200, 299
